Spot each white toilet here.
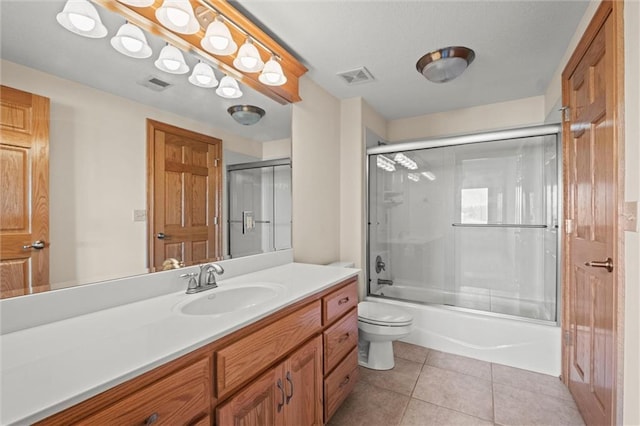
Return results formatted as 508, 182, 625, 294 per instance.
357, 301, 413, 370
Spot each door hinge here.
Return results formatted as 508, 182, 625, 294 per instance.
564, 330, 573, 346
565, 219, 573, 234
213, 216, 218, 225
560, 106, 571, 122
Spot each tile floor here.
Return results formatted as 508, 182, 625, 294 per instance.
328, 341, 585, 426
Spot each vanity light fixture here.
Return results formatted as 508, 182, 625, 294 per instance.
201, 17, 237, 56
117, 0, 154, 7
394, 153, 418, 170
155, 44, 189, 74
111, 22, 152, 58
56, 0, 107, 38
421, 171, 437, 181
233, 39, 264, 73
155, 0, 199, 35
188, 62, 219, 88
216, 76, 243, 99
416, 46, 475, 83
227, 105, 265, 126
376, 155, 396, 172
259, 56, 287, 86
408, 173, 421, 182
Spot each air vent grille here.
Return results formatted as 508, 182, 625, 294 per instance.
138, 76, 172, 92
337, 67, 375, 85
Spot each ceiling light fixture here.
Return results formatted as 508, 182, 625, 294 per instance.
156, 0, 199, 35
416, 46, 475, 83
188, 62, 218, 88
56, 0, 107, 38
408, 173, 420, 182
216, 76, 242, 99
233, 39, 264, 73
227, 105, 265, 125
111, 22, 152, 58
201, 17, 237, 56
394, 153, 418, 170
376, 155, 396, 172
259, 56, 287, 86
117, 0, 154, 7
421, 171, 437, 181
155, 44, 189, 74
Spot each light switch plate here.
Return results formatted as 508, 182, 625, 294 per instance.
133, 209, 147, 222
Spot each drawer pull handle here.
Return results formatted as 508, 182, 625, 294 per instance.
339, 375, 351, 388
338, 297, 350, 305
144, 413, 159, 425
338, 333, 350, 343
285, 371, 294, 404
277, 378, 285, 412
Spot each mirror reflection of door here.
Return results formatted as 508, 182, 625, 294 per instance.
0, 85, 50, 298
147, 119, 222, 271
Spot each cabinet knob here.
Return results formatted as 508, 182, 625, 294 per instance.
144, 412, 159, 425
338, 297, 350, 305
339, 375, 351, 388
338, 333, 350, 344
277, 378, 285, 412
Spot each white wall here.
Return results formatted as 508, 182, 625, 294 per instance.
291, 76, 341, 264
1, 60, 263, 288
387, 96, 546, 142
261, 138, 291, 160
623, 1, 640, 424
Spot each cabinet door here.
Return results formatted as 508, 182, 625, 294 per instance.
284, 335, 323, 426
216, 365, 285, 426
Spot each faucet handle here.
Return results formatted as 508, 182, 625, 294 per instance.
180, 272, 199, 293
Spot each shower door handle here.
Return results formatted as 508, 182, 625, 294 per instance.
585, 257, 613, 273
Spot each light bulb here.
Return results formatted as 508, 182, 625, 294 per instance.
68, 12, 96, 31
166, 6, 189, 27
264, 72, 280, 84
210, 35, 229, 51
120, 36, 143, 53
240, 56, 258, 69
162, 59, 181, 71
196, 74, 212, 85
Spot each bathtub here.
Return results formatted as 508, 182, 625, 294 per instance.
366, 286, 561, 376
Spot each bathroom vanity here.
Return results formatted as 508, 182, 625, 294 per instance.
0, 256, 359, 425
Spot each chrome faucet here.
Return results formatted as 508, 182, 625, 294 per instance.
181, 263, 224, 294
377, 278, 394, 286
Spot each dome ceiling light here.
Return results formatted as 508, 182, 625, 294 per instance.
416, 46, 475, 83
227, 105, 265, 126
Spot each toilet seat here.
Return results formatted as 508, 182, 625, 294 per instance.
358, 301, 413, 327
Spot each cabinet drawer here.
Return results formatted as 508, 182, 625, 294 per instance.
216, 300, 322, 398
323, 308, 358, 373
322, 279, 357, 325
324, 347, 359, 422
76, 358, 210, 426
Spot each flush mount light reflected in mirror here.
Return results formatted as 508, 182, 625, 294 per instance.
416, 46, 475, 83
111, 22, 152, 58
189, 62, 218, 88
56, 0, 107, 38
156, 0, 199, 35
155, 44, 189, 74
228, 105, 265, 126
216, 76, 243, 98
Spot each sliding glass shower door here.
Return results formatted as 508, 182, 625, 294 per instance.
367, 128, 559, 322
228, 159, 291, 258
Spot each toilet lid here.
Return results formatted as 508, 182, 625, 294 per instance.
358, 301, 413, 326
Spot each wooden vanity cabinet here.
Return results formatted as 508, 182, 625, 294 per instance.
38, 277, 359, 426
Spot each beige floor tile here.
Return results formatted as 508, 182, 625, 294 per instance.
360, 358, 423, 396
492, 363, 575, 402
412, 366, 494, 421
427, 350, 492, 381
328, 380, 410, 426
393, 341, 430, 364
400, 398, 493, 426
493, 383, 585, 426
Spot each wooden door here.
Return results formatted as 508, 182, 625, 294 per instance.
562, 2, 622, 424
0, 85, 50, 299
284, 335, 323, 426
147, 120, 222, 271
216, 365, 284, 426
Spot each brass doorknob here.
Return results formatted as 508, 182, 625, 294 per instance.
585, 257, 613, 273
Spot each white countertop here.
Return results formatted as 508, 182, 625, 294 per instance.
0, 262, 359, 425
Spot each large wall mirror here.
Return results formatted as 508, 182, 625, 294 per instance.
0, 0, 292, 298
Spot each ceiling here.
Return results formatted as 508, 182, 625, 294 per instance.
0, 1, 590, 142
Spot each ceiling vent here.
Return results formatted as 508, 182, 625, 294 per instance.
337, 67, 375, 85
138, 76, 172, 92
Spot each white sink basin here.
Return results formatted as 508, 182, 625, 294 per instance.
177, 283, 284, 316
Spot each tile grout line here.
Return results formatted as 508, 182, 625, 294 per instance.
491, 363, 497, 424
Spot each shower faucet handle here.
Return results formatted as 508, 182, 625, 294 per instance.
375, 255, 386, 273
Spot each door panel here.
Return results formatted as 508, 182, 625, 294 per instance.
0, 85, 50, 298
562, 3, 619, 424
285, 335, 323, 426
147, 120, 222, 271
